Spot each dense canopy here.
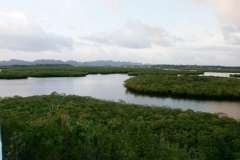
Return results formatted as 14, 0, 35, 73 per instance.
1, 94, 240, 159
0, 66, 203, 79
124, 74, 240, 100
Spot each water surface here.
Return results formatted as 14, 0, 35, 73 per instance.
203, 72, 238, 77
0, 74, 240, 118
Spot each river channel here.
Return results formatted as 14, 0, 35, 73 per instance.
0, 73, 240, 119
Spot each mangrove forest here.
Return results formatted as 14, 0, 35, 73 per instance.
1, 94, 240, 159
124, 74, 240, 100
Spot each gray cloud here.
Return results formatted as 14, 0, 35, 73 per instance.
183, 46, 240, 52
81, 30, 151, 49
221, 25, 240, 45
177, 46, 240, 66
80, 20, 182, 49
125, 20, 182, 46
0, 23, 74, 52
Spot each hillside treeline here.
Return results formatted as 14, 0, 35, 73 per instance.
1, 94, 240, 159
124, 74, 240, 100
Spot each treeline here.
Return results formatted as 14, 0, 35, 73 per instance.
199, 69, 240, 73
1, 94, 240, 159
152, 65, 240, 71
230, 74, 240, 77
128, 70, 203, 76
0, 69, 87, 79
124, 74, 240, 100
0, 66, 204, 79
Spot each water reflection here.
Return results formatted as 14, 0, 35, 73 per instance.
0, 74, 240, 119
125, 88, 240, 118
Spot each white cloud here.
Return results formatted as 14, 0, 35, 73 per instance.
186, 0, 240, 26
186, 0, 240, 46
0, 11, 26, 20
80, 20, 182, 49
0, 11, 74, 52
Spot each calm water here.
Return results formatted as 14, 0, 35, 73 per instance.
0, 74, 240, 119
203, 72, 238, 77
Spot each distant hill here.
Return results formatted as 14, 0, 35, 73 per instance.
0, 59, 143, 66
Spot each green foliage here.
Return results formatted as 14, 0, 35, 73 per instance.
1, 94, 240, 159
230, 74, 240, 77
124, 74, 240, 100
42, 91, 66, 112
0, 66, 204, 79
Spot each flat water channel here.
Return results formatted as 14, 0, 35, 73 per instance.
203, 72, 238, 77
0, 74, 240, 118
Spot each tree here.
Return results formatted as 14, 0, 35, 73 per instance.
42, 92, 66, 112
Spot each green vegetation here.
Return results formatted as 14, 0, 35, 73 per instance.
0, 66, 204, 79
124, 74, 240, 100
230, 74, 240, 77
199, 69, 240, 73
127, 70, 203, 76
0, 67, 87, 79
1, 94, 240, 159
1, 65, 240, 159
7, 64, 240, 79
152, 64, 240, 71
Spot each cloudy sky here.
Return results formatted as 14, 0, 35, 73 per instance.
0, 0, 240, 66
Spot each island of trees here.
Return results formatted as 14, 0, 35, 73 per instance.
124, 74, 240, 100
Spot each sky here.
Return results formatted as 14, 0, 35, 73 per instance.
0, 0, 240, 66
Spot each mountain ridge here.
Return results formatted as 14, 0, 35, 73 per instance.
0, 59, 143, 66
